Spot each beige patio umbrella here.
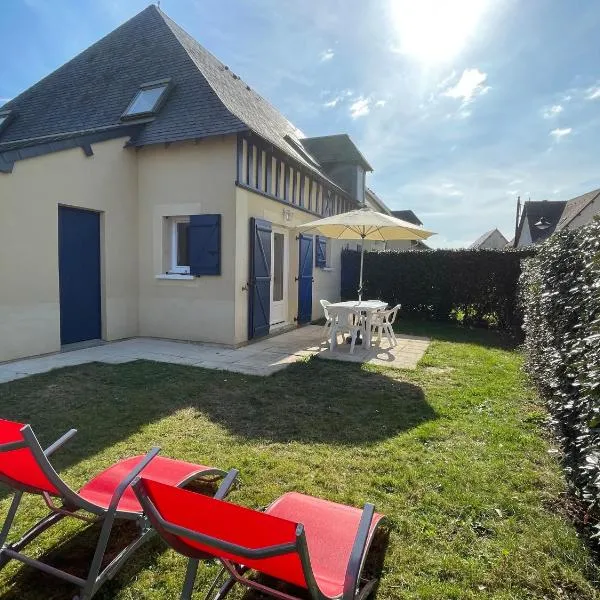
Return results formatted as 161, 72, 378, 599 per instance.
296, 207, 435, 300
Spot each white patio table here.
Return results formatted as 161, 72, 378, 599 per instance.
327, 300, 388, 349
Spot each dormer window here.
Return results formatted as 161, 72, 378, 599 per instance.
0, 109, 15, 134
121, 79, 172, 120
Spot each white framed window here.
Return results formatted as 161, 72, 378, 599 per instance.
167, 216, 190, 274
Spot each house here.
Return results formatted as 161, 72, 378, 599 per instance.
513, 189, 600, 247
365, 187, 392, 215
513, 199, 567, 247
555, 188, 600, 231
386, 210, 429, 251
469, 228, 509, 250
0, 6, 371, 363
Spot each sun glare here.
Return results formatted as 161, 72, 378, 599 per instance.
389, 0, 489, 63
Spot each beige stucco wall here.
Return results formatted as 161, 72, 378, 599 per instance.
137, 137, 238, 345
234, 187, 341, 344
1, 132, 345, 360
0, 137, 138, 362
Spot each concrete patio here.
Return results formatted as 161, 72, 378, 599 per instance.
0, 325, 430, 382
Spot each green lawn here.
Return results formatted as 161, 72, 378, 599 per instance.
0, 322, 598, 599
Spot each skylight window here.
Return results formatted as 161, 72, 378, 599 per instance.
0, 110, 15, 134
121, 79, 172, 120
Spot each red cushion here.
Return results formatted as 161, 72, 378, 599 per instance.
140, 479, 307, 589
78, 456, 215, 514
0, 419, 59, 495
266, 492, 384, 599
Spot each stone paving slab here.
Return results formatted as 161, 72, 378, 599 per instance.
0, 326, 430, 383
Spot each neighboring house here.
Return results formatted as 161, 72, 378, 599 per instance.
0, 6, 372, 363
469, 228, 509, 250
555, 188, 600, 231
513, 189, 600, 247
513, 200, 567, 247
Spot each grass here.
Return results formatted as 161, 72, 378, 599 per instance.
0, 320, 598, 599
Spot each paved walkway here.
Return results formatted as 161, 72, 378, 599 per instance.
0, 326, 430, 383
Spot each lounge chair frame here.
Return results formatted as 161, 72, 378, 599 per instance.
133, 478, 381, 600
0, 424, 235, 600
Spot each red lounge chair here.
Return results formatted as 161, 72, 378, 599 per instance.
0, 419, 238, 600
133, 477, 385, 600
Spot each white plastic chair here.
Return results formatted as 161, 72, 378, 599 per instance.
329, 307, 362, 354
371, 304, 401, 347
320, 299, 334, 341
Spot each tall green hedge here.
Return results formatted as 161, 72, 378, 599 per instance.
341, 248, 534, 334
520, 218, 600, 532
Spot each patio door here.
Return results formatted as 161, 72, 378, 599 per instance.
297, 234, 313, 324
248, 218, 272, 340
270, 229, 288, 327
58, 206, 102, 345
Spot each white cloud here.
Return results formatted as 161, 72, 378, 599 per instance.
323, 89, 354, 108
349, 97, 371, 119
542, 104, 563, 118
443, 68, 489, 102
550, 127, 572, 140
586, 86, 600, 100
374, 100, 386, 108
441, 182, 463, 196
320, 48, 334, 62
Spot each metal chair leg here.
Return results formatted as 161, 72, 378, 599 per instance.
181, 558, 199, 600
0, 492, 22, 549
0, 492, 23, 569
79, 512, 117, 600
212, 574, 237, 600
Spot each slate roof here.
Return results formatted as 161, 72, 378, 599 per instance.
556, 188, 600, 230
515, 200, 567, 245
300, 134, 373, 171
0, 6, 343, 183
392, 210, 422, 226
365, 187, 392, 214
469, 228, 508, 249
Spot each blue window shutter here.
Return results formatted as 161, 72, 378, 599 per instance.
189, 214, 221, 276
315, 235, 327, 267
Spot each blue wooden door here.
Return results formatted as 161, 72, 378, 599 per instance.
297, 234, 313, 324
58, 206, 101, 345
248, 218, 272, 340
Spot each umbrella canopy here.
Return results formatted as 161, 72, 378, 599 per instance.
296, 207, 435, 241
296, 207, 435, 300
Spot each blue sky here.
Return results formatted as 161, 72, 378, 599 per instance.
2, 0, 600, 247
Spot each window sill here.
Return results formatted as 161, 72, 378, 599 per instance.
156, 274, 195, 280
319, 267, 335, 272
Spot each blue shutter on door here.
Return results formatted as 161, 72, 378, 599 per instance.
248, 218, 272, 339
297, 234, 314, 324
315, 235, 327, 267
189, 214, 221, 276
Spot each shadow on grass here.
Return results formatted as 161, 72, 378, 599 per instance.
0, 521, 165, 600
0, 357, 435, 502
396, 317, 518, 350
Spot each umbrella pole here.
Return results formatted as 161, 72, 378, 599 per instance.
358, 236, 365, 301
